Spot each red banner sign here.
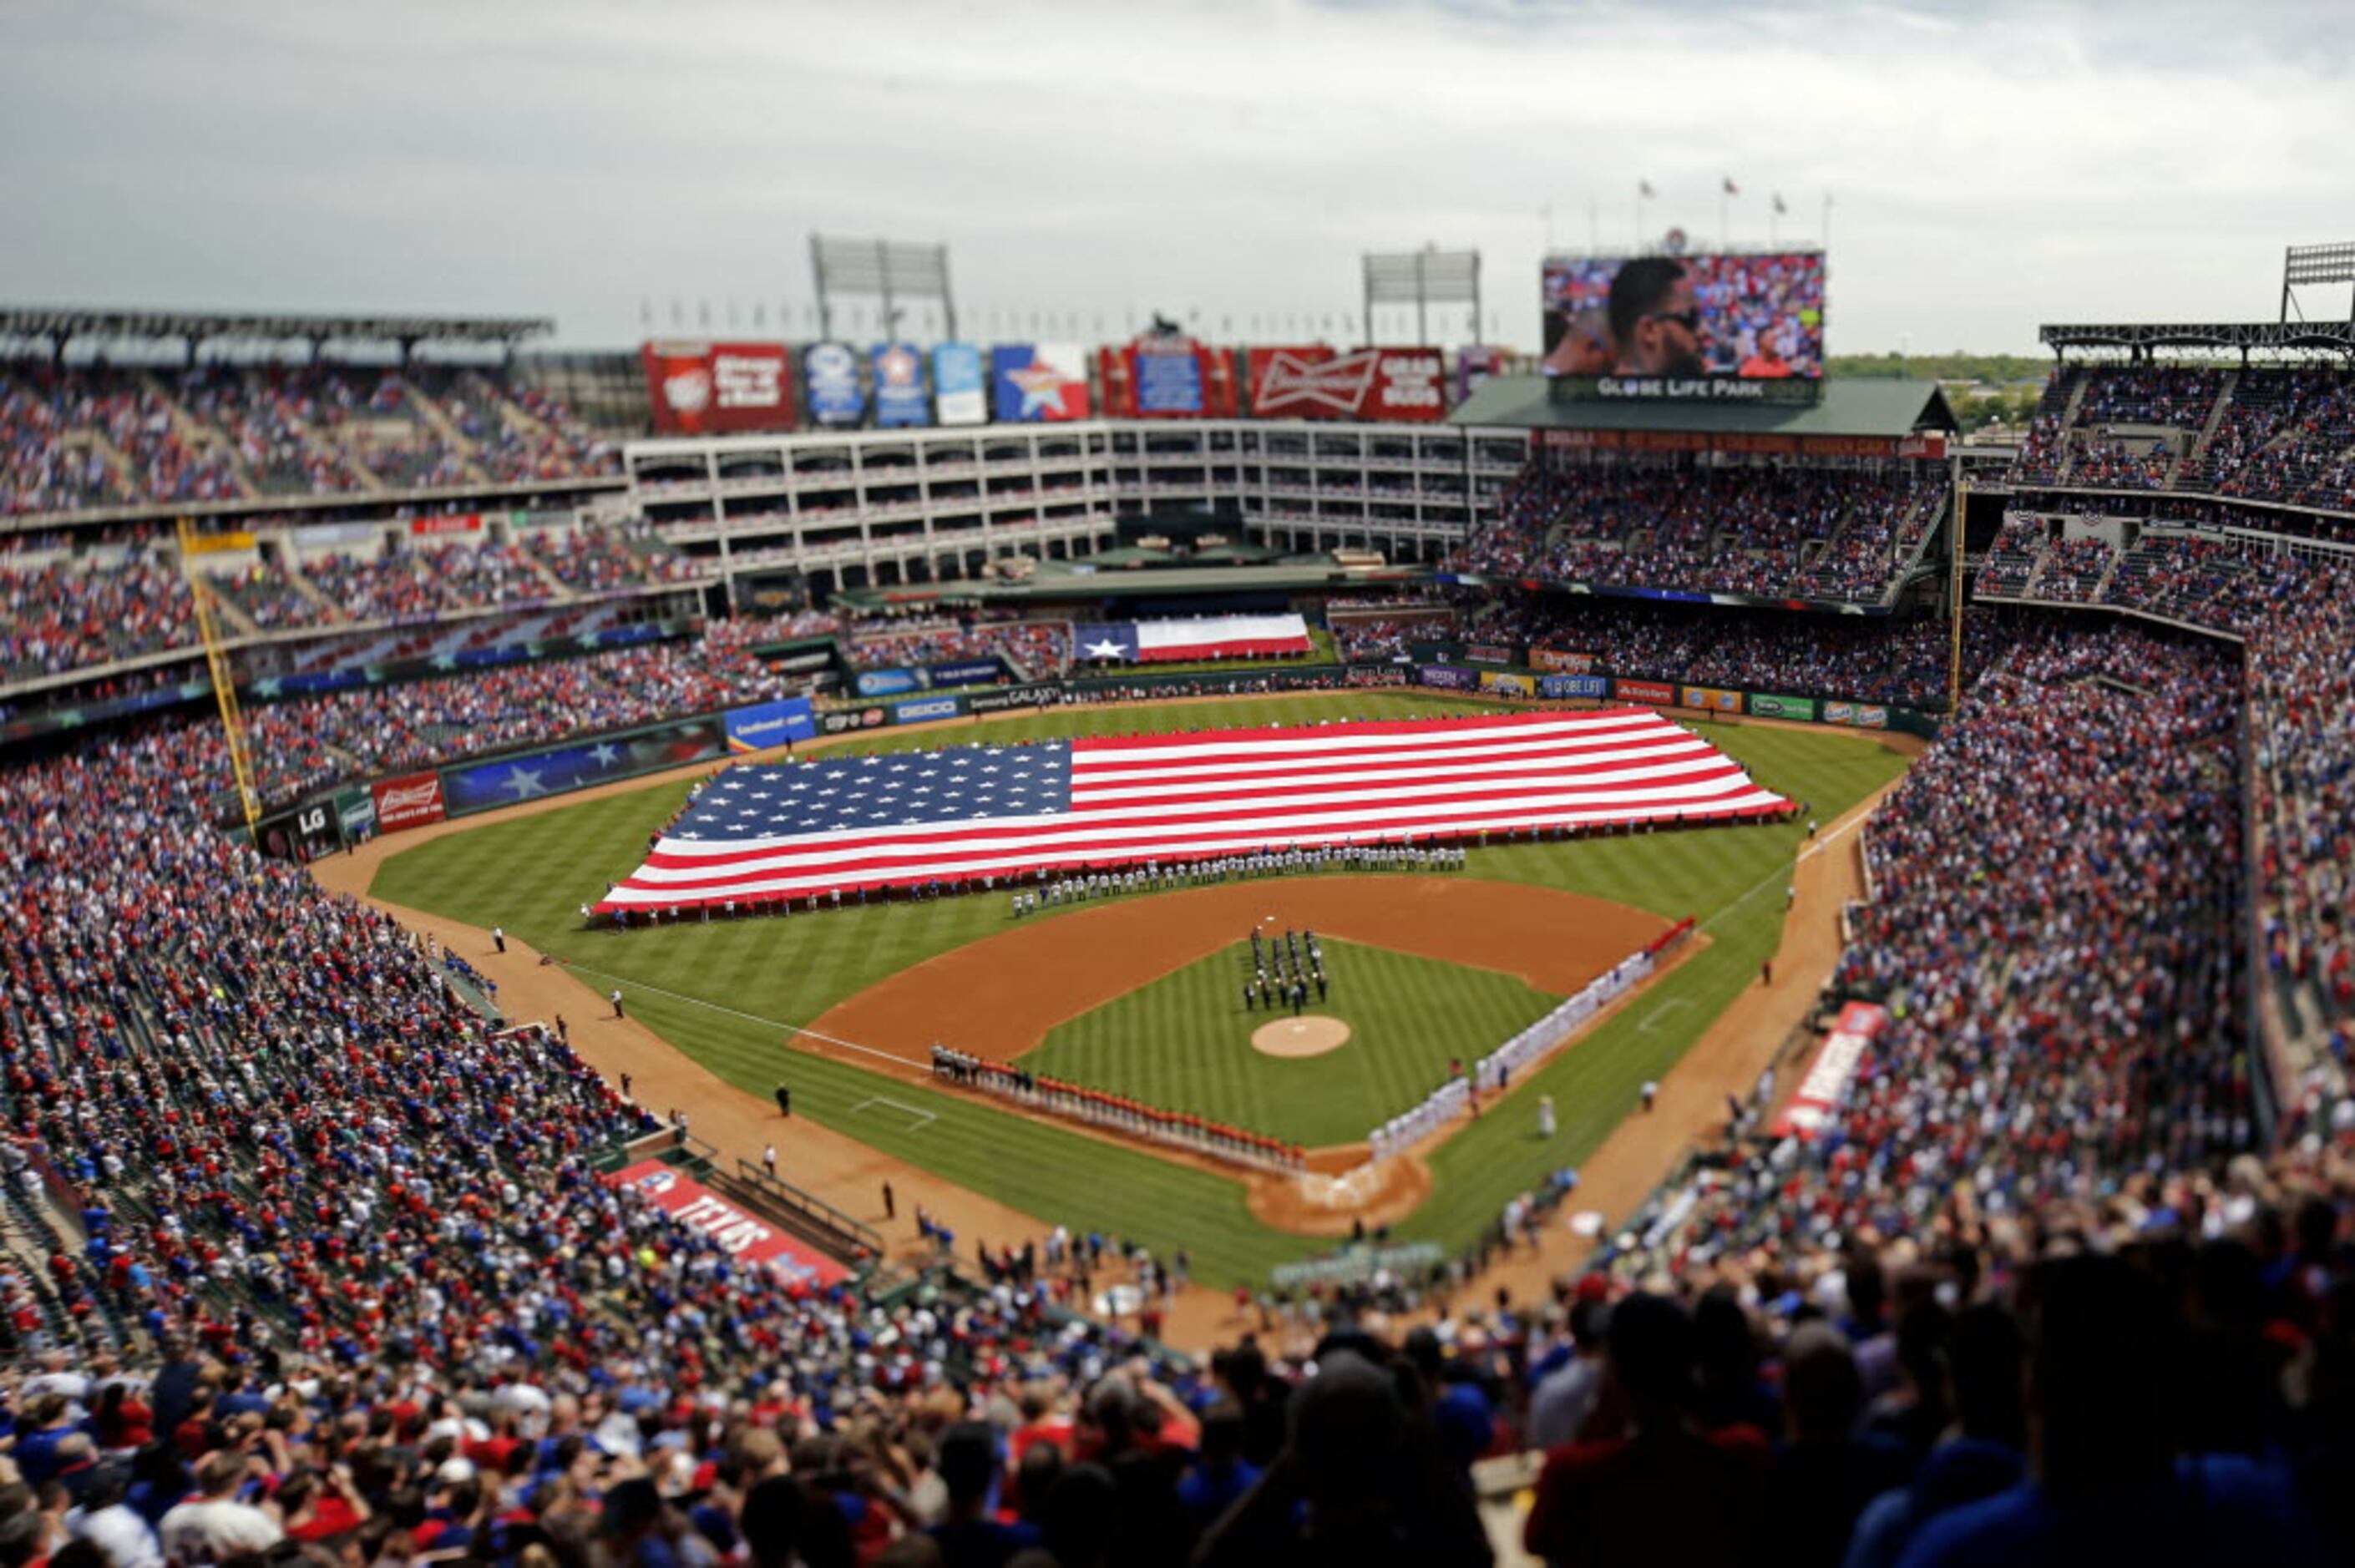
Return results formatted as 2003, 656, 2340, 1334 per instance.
604, 1158, 849, 1289
408, 513, 483, 536
1528, 647, 1598, 674
1775, 1001, 1888, 1138
641, 341, 798, 435
372, 772, 446, 832
1245, 346, 1447, 422
1614, 679, 1675, 706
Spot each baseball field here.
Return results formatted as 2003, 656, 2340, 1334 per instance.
368, 690, 1911, 1285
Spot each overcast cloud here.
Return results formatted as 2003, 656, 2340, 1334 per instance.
2, 0, 2349, 355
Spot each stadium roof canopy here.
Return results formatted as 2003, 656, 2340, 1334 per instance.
0, 306, 555, 359
1449, 375, 1957, 439
2039, 320, 2355, 357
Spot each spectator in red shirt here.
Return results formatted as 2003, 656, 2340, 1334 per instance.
1523, 1292, 1768, 1567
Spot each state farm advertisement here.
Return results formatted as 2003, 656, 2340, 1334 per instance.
372, 771, 446, 832
641, 341, 798, 435
1614, 679, 1676, 706
1245, 346, 1447, 422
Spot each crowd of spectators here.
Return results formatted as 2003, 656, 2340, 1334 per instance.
0, 362, 619, 517
844, 616, 1073, 678
2008, 363, 2355, 513
523, 527, 708, 596
2241, 554, 2355, 1125
301, 543, 552, 623
5, 580, 2355, 1562
1329, 615, 1453, 661
1452, 461, 1937, 603
0, 551, 195, 683
2023, 535, 2115, 602
1460, 591, 2006, 710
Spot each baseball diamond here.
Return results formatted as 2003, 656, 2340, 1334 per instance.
367, 690, 1911, 1282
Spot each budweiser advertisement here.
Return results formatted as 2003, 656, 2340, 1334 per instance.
640, 341, 797, 435
1244, 346, 1447, 422
372, 771, 447, 832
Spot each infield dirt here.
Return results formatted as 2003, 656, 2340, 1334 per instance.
800, 877, 1668, 1067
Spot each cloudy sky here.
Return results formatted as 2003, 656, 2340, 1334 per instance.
3, 0, 2349, 355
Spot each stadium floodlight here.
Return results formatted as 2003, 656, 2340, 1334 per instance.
1362, 246, 1480, 346
2282, 242, 2355, 326
810, 235, 958, 342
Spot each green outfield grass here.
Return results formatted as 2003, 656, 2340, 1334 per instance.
370, 691, 1912, 1285
1025, 938, 1563, 1148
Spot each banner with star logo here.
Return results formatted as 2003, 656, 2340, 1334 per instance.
443, 717, 728, 817
871, 341, 931, 427
990, 342, 1091, 422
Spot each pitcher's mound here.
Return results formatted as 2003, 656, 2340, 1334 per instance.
1251, 1015, 1350, 1059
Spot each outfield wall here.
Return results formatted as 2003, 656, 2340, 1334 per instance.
251, 669, 1934, 859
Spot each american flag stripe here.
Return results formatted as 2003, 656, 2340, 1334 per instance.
595, 709, 1787, 912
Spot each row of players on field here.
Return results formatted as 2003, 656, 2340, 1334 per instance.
1005, 841, 1471, 917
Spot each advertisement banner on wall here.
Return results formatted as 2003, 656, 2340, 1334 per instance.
641, 341, 797, 434
1681, 685, 1743, 713
818, 706, 889, 735
1478, 670, 1537, 695
372, 772, 447, 832
604, 1159, 848, 1289
257, 800, 342, 862
1856, 706, 1890, 729
1774, 1001, 1888, 1139
1540, 674, 1610, 698
1824, 701, 1855, 725
443, 720, 726, 817
926, 659, 1003, 686
969, 682, 1063, 713
409, 513, 484, 536
1461, 643, 1516, 665
1244, 346, 1448, 422
933, 343, 987, 426
1420, 664, 1476, 690
803, 341, 866, 427
991, 343, 1091, 422
724, 697, 817, 753
1747, 693, 1819, 722
891, 695, 965, 724
854, 668, 921, 697
871, 342, 931, 427
334, 786, 376, 839
1135, 340, 1205, 415
1529, 646, 1599, 674
1615, 679, 1676, 706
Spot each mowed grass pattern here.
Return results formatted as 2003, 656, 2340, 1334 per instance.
1026, 938, 1564, 1148
371, 693, 1912, 1283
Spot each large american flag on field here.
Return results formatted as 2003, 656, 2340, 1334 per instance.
595, 708, 1787, 914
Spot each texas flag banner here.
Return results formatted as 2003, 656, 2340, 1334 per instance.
1073, 614, 1314, 664
594, 709, 1790, 914
990, 342, 1091, 422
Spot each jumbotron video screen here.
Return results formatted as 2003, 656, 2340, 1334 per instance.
1542, 249, 1826, 402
